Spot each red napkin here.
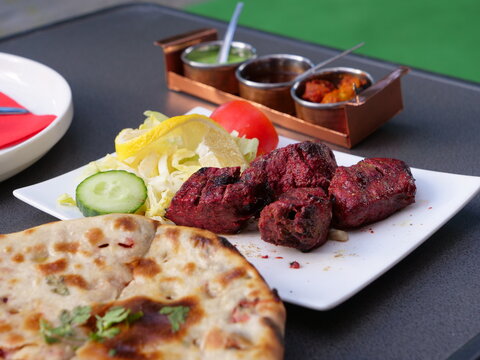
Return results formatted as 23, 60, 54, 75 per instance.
0, 92, 57, 149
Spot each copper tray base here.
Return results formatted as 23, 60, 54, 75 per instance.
156, 28, 409, 149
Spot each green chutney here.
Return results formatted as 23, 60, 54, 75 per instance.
187, 48, 250, 64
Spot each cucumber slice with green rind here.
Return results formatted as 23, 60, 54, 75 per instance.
76, 170, 147, 217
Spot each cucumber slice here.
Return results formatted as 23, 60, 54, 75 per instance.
76, 170, 147, 217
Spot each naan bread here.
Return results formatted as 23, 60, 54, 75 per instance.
0, 214, 157, 359
0, 215, 285, 360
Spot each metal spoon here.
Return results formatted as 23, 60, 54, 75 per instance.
294, 42, 365, 83
217, 2, 244, 64
0, 107, 29, 115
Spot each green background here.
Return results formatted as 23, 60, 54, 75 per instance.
185, 0, 480, 83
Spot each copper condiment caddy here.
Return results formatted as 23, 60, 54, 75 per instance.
155, 28, 409, 149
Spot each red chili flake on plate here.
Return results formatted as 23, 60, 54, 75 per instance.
289, 261, 300, 269
275, 256, 283, 259
261, 255, 269, 259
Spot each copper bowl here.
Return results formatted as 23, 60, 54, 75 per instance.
291, 67, 373, 133
181, 40, 256, 94
235, 54, 314, 114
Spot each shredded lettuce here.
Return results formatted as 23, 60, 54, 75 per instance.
57, 193, 76, 206
60, 112, 259, 222
230, 130, 259, 164
140, 111, 169, 130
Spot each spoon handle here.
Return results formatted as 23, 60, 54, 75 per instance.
295, 42, 365, 83
217, 2, 244, 64
0, 107, 29, 115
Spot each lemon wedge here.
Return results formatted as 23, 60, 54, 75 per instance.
115, 114, 247, 168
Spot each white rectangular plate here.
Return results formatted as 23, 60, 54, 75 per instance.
13, 107, 480, 310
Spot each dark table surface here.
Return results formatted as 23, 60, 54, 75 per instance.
1, 4, 479, 360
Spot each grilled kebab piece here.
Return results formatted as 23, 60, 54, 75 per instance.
259, 187, 332, 252
243, 141, 338, 198
165, 167, 268, 234
329, 158, 416, 229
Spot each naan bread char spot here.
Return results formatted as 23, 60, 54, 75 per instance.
132, 258, 161, 278
0, 214, 285, 359
85, 228, 105, 246
54, 242, 79, 254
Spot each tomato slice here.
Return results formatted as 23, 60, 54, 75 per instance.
210, 100, 279, 156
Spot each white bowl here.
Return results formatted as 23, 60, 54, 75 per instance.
0, 52, 73, 181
